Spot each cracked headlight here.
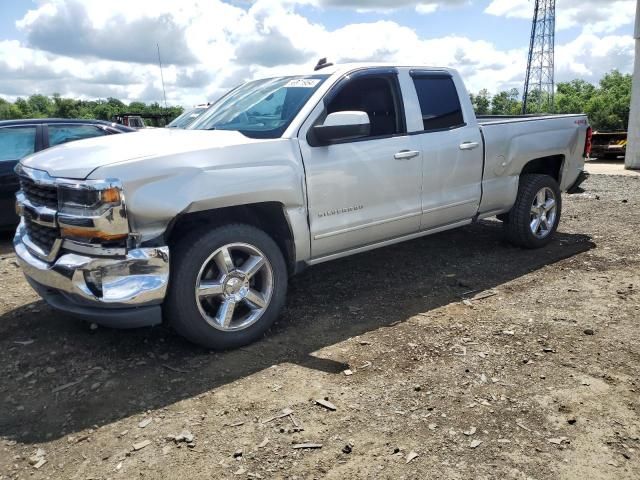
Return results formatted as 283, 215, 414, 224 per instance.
58, 180, 129, 243
58, 182, 121, 216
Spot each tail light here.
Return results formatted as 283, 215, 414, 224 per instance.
584, 126, 593, 158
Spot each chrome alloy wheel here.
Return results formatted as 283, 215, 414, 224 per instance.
194, 243, 274, 332
530, 187, 557, 239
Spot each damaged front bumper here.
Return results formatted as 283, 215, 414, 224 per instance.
13, 222, 170, 328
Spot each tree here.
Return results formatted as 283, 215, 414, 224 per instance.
27, 94, 54, 117
471, 89, 491, 115
52, 93, 80, 118
0, 98, 22, 120
555, 79, 596, 114
92, 103, 111, 120
13, 98, 33, 118
587, 70, 632, 131
491, 88, 521, 115
128, 101, 146, 112
522, 89, 553, 114
106, 97, 126, 109
554, 71, 632, 130
75, 100, 98, 119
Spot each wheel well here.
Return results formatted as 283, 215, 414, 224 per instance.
521, 155, 564, 182
167, 202, 296, 274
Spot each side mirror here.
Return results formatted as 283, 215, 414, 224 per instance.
312, 111, 370, 145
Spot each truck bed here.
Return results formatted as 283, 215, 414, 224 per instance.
476, 112, 589, 216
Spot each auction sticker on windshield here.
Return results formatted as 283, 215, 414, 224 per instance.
285, 79, 321, 88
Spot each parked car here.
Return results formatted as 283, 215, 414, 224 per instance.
167, 104, 210, 129
0, 119, 134, 229
13, 63, 590, 349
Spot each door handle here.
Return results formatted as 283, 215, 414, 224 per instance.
394, 150, 420, 160
459, 142, 480, 151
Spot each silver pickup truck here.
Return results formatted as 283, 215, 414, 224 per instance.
14, 63, 591, 349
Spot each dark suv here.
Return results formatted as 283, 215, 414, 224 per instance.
0, 119, 134, 229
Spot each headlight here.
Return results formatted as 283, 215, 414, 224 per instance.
58, 181, 122, 216
57, 179, 129, 243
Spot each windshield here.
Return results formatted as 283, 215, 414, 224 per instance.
188, 75, 329, 139
167, 107, 208, 128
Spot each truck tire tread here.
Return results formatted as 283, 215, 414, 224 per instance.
164, 223, 287, 350
503, 174, 562, 249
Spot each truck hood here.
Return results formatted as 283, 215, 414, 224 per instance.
20, 129, 265, 179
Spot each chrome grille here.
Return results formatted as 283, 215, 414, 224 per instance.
19, 176, 58, 209
24, 216, 59, 252
18, 172, 61, 259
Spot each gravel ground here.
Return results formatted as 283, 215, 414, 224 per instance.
0, 174, 639, 480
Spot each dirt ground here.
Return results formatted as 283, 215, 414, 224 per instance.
1, 173, 639, 480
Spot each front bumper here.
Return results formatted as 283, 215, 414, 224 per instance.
14, 223, 170, 328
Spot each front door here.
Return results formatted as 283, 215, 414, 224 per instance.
299, 71, 423, 258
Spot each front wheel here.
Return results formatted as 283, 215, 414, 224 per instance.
165, 224, 288, 349
503, 174, 562, 249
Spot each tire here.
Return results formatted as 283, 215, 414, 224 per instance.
164, 223, 288, 349
503, 174, 562, 249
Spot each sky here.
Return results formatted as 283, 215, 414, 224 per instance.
0, 0, 636, 107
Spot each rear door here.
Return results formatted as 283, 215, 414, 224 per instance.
408, 71, 483, 230
0, 124, 42, 226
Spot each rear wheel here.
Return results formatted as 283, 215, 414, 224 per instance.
165, 224, 287, 349
503, 174, 562, 249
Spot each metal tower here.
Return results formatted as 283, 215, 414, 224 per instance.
522, 0, 556, 114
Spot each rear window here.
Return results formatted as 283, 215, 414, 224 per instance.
412, 76, 465, 131
0, 126, 37, 161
